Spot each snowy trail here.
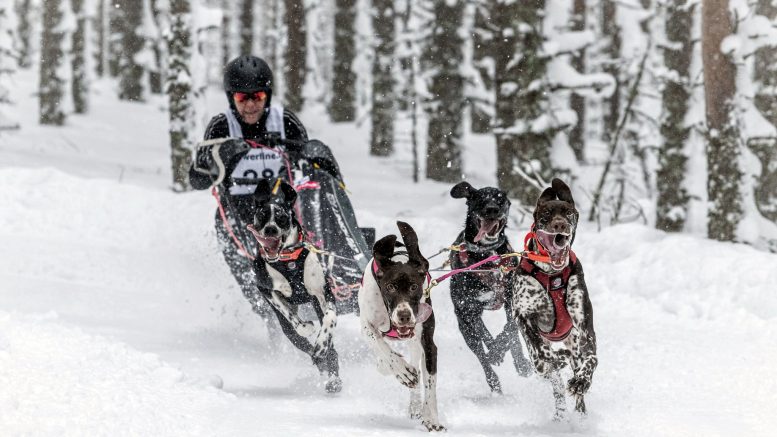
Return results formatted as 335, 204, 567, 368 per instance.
1, 89, 776, 435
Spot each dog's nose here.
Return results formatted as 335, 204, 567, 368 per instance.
549, 219, 569, 234
484, 205, 499, 216
397, 309, 413, 325
263, 226, 279, 237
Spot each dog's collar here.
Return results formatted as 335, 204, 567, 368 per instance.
459, 235, 506, 253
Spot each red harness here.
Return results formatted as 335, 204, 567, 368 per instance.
520, 231, 578, 342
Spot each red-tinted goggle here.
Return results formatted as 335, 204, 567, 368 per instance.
233, 90, 268, 103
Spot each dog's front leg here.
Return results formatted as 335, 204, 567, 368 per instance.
419, 311, 444, 432
266, 290, 317, 338
360, 318, 419, 388
565, 274, 598, 410
305, 257, 337, 360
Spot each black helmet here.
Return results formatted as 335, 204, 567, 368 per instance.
223, 55, 273, 109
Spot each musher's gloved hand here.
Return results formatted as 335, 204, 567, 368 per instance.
192, 138, 250, 185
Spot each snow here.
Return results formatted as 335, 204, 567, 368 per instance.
2, 68, 777, 436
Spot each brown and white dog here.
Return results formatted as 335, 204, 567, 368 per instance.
511, 178, 597, 417
358, 221, 444, 432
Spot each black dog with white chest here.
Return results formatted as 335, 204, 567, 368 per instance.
448, 182, 531, 393
511, 178, 597, 417
249, 178, 342, 393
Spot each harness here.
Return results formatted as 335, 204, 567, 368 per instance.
518, 248, 578, 342
450, 234, 515, 310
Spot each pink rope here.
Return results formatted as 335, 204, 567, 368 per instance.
431, 254, 502, 285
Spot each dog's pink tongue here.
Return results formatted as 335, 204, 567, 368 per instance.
474, 221, 498, 242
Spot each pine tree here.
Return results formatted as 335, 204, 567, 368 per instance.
753, 0, 777, 223
71, 0, 89, 113
702, 0, 742, 241
424, 0, 464, 182
328, 0, 356, 122
116, 0, 146, 102
470, 3, 494, 134
14, 0, 32, 68
39, 0, 68, 125
490, 0, 553, 206
166, 0, 195, 192
601, 0, 621, 145
370, 0, 395, 156
656, 0, 694, 232
284, 0, 306, 112
568, 0, 586, 161
1, 2, 19, 130
94, 0, 107, 77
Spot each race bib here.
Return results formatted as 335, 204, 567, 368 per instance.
229, 148, 285, 195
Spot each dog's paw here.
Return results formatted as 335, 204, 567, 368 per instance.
422, 420, 446, 432
296, 320, 317, 338
325, 375, 343, 394
567, 376, 591, 395
311, 330, 333, 360
389, 355, 418, 388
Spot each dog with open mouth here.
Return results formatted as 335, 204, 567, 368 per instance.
511, 178, 597, 418
448, 181, 531, 394
358, 221, 444, 432
248, 178, 342, 393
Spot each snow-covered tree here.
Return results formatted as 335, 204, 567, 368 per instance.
702, 0, 742, 241
284, 0, 306, 112
1, 1, 19, 130
14, 0, 32, 68
71, 0, 89, 113
115, 0, 152, 102
166, 0, 194, 191
568, 0, 586, 161
470, 2, 494, 134
93, 0, 107, 77
753, 0, 777, 223
424, 0, 464, 182
239, 0, 252, 56
328, 0, 356, 122
600, 0, 620, 145
39, 0, 72, 125
656, 0, 694, 232
370, 0, 395, 156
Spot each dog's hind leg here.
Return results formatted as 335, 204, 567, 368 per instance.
455, 307, 501, 393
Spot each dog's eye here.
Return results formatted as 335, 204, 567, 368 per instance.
387, 284, 397, 293
409, 284, 418, 292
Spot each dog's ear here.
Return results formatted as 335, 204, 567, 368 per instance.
372, 234, 397, 279
551, 178, 574, 206
278, 180, 298, 208
252, 178, 274, 205
397, 221, 429, 273
450, 181, 476, 200
537, 186, 557, 206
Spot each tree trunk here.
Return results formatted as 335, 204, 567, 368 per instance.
14, 0, 32, 68
471, 5, 494, 134
117, 0, 146, 102
601, 0, 621, 144
71, 0, 88, 113
167, 0, 194, 192
370, 0, 395, 156
492, 0, 551, 206
702, 0, 742, 241
94, 0, 107, 77
284, 0, 306, 112
328, 0, 356, 122
753, 0, 777, 223
568, 0, 586, 161
425, 0, 464, 182
656, 0, 693, 232
39, 0, 66, 125
239, 0, 253, 56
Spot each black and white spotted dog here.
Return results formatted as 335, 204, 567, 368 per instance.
449, 182, 531, 394
249, 178, 342, 393
511, 178, 597, 416
358, 221, 444, 432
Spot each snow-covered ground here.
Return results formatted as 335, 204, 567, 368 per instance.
1, 74, 776, 436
